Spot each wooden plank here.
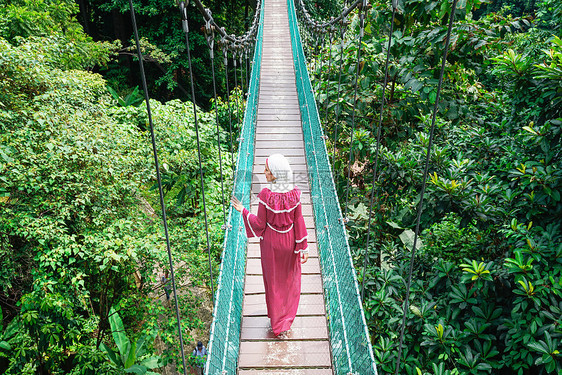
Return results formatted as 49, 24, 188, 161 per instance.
240, 316, 329, 341
239, 370, 333, 375
256, 127, 303, 134
259, 108, 301, 116
258, 103, 300, 109
254, 156, 306, 165
254, 148, 304, 156
255, 133, 303, 141
255, 141, 304, 149
238, 341, 332, 368
258, 101, 300, 106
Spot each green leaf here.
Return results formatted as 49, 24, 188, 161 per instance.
399, 229, 422, 250
141, 356, 162, 369
101, 342, 120, 367
386, 221, 403, 229
124, 341, 137, 368
522, 126, 538, 135
124, 364, 147, 374
429, 91, 437, 104
135, 335, 147, 359
527, 341, 549, 355
410, 79, 423, 93
109, 307, 130, 362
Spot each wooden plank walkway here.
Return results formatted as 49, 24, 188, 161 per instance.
237, 0, 333, 373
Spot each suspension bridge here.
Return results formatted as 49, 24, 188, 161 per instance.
205, 0, 376, 373
128, 0, 459, 372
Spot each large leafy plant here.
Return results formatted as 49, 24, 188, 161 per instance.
101, 307, 162, 374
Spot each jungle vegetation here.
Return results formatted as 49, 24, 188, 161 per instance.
309, 0, 562, 373
0, 0, 560, 374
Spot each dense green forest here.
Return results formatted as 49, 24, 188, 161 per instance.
0, 0, 560, 374
0, 0, 250, 373
307, 0, 562, 373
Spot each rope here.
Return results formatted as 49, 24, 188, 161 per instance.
128, 1, 188, 373
233, 50, 241, 145
324, 28, 334, 125
343, 0, 368, 219
297, 0, 362, 29
239, 51, 245, 96
333, 19, 347, 184
179, 2, 215, 306
244, 48, 250, 97
360, 0, 397, 300
204, 11, 227, 226
223, 48, 235, 179
314, 32, 322, 80
191, 0, 260, 46
394, 0, 459, 372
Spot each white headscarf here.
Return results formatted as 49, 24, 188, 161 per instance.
266, 154, 294, 193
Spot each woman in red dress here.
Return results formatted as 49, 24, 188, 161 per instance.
231, 153, 309, 336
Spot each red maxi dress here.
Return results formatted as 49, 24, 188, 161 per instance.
242, 186, 308, 335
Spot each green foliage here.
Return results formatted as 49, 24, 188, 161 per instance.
100, 307, 162, 374
420, 213, 493, 262
0, 6, 234, 371
0, 0, 119, 69
310, 0, 562, 373
85, 0, 256, 107
0, 0, 79, 42
107, 86, 145, 107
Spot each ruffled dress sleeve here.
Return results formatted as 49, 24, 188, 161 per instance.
242, 190, 267, 239
293, 198, 308, 254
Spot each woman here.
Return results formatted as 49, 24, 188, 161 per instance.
231, 153, 308, 336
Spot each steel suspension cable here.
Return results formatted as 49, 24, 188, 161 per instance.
244, 48, 250, 97
324, 28, 334, 125
191, 0, 260, 46
128, 1, 188, 373
343, 0, 368, 219
203, 13, 227, 225
297, 0, 362, 29
360, 0, 397, 301
314, 32, 322, 81
233, 51, 241, 139
239, 51, 245, 96
179, 2, 215, 306
223, 48, 235, 179
394, 0, 459, 372
332, 19, 347, 183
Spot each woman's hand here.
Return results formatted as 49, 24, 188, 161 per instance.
231, 196, 244, 212
300, 252, 308, 264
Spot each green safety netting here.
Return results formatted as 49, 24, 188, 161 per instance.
287, 0, 378, 374
204, 3, 264, 374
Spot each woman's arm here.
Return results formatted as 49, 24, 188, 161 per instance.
231, 196, 244, 212
293, 202, 308, 264
232, 195, 267, 239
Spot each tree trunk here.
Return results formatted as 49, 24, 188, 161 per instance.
76, 0, 91, 36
